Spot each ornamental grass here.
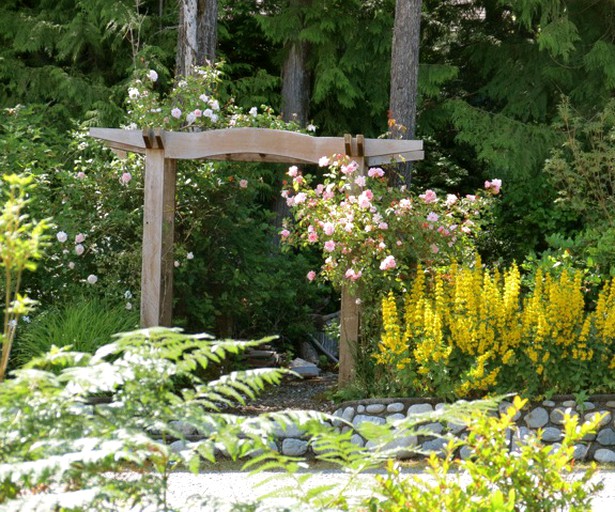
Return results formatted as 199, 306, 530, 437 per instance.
375, 258, 615, 399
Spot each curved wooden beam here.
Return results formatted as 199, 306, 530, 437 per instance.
89, 127, 424, 165
162, 128, 344, 163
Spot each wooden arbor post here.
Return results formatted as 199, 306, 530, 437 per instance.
88, 127, 424, 384
141, 129, 176, 327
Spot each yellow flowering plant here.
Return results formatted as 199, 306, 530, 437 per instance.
375, 258, 615, 398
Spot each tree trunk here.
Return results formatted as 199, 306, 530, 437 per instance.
176, 0, 217, 76
389, 0, 422, 186
281, 39, 311, 125
273, 0, 312, 244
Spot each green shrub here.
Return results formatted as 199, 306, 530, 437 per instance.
363, 396, 603, 512
11, 297, 139, 368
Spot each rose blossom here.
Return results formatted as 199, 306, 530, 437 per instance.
86, 274, 98, 284
280, 229, 290, 239
293, 192, 307, 205
171, 107, 182, 119
368, 167, 385, 178
345, 268, 362, 281
287, 165, 299, 177
147, 69, 158, 81
56, 231, 68, 243
121, 172, 132, 184
379, 255, 397, 271
419, 189, 438, 203
75, 244, 84, 256
308, 232, 318, 243
324, 240, 336, 252
323, 222, 335, 236
75, 233, 85, 244
239, 179, 248, 189
307, 270, 316, 281
318, 156, 330, 167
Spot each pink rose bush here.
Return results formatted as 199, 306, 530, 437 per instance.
281, 154, 500, 293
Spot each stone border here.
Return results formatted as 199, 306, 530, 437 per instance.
168, 395, 615, 463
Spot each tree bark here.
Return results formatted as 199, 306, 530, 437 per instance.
176, 0, 218, 76
389, 0, 422, 186
281, 38, 311, 125
273, 0, 312, 244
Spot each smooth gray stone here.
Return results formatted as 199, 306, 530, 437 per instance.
525, 407, 549, 429
352, 414, 386, 427
386, 413, 406, 423
407, 403, 434, 415
435, 403, 446, 411
366, 403, 386, 414
281, 438, 308, 457
541, 427, 562, 442
585, 411, 612, 428
563, 400, 577, 408
459, 445, 473, 460
447, 421, 467, 434
594, 449, 615, 463
583, 402, 596, 411
606, 401, 615, 408
341, 406, 355, 423
573, 444, 589, 461
597, 428, 615, 446
272, 422, 304, 439
382, 436, 418, 459
350, 434, 365, 447
357, 405, 365, 413
387, 402, 405, 413
169, 420, 197, 436
421, 422, 444, 435
421, 437, 448, 455
551, 408, 579, 425
542, 400, 556, 407
170, 440, 187, 453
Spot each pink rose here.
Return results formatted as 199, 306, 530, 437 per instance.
171, 107, 182, 119
354, 176, 366, 187
344, 268, 362, 281
280, 229, 290, 239
293, 192, 307, 205
75, 244, 85, 256
368, 167, 385, 178
318, 156, 330, 167
287, 166, 299, 177
76, 172, 86, 179
419, 189, 438, 204
239, 179, 248, 189
75, 233, 85, 244
323, 222, 335, 236
307, 270, 316, 281
120, 172, 132, 184
324, 240, 336, 252
430, 244, 440, 254
308, 232, 318, 243
379, 255, 396, 271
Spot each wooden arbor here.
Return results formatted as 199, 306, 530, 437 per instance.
89, 127, 424, 383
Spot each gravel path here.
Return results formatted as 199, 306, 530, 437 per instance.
165, 466, 615, 511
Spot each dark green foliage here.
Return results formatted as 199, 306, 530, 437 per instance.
11, 296, 139, 369
0, 0, 177, 126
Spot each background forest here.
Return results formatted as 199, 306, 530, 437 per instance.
1, 0, 615, 365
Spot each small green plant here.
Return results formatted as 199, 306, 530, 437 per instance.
0, 173, 48, 381
363, 396, 603, 512
11, 296, 139, 368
